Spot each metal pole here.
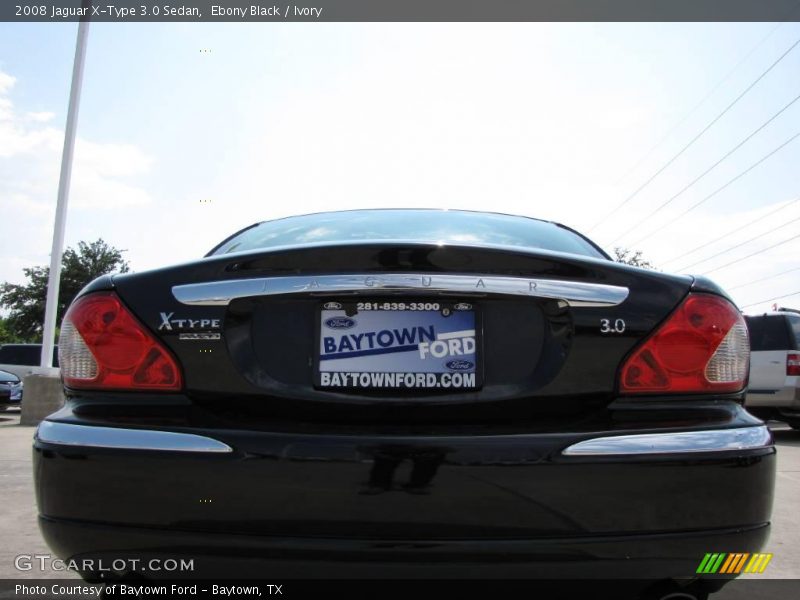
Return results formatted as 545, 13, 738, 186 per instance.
40, 16, 90, 370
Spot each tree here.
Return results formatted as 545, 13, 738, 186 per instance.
0, 316, 21, 344
613, 247, 656, 270
0, 240, 130, 342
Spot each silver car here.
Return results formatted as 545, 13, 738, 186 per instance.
0, 369, 22, 411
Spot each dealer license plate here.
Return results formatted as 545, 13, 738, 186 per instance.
316, 300, 480, 390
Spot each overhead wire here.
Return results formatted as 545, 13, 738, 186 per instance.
610, 91, 800, 246
625, 130, 800, 248
702, 231, 800, 275
676, 214, 800, 271
611, 22, 786, 187
660, 197, 799, 266
741, 290, 800, 309
728, 265, 800, 291
588, 34, 800, 234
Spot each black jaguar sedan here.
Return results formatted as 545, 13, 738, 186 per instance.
34, 210, 773, 597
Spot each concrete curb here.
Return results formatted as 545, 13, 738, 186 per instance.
20, 374, 65, 426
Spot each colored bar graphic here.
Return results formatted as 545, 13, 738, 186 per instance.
697, 553, 726, 574
711, 553, 726, 573
698, 552, 772, 574
696, 553, 714, 574
720, 553, 751, 574
758, 554, 773, 573
732, 553, 750, 574
744, 553, 774, 573
720, 554, 736, 574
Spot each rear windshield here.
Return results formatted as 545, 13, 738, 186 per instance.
209, 210, 606, 259
0, 345, 59, 367
745, 315, 798, 351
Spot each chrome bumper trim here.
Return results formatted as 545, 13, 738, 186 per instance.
172, 273, 629, 308
562, 426, 773, 456
35, 421, 233, 453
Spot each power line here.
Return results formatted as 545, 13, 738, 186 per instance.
610, 91, 800, 245
626, 130, 800, 248
677, 214, 800, 271
728, 265, 800, 291
661, 197, 799, 266
741, 290, 800, 309
612, 23, 785, 187
702, 231, 800, 275
589, 34, 800, 234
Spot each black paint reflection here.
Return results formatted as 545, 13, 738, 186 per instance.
359, 445, 450, 495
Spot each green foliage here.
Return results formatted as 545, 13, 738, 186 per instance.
0, 316, 22, 344
613, 247, 656, 270
0, 240, 129, 342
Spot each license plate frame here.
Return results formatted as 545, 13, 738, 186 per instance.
314, 299, 483, 392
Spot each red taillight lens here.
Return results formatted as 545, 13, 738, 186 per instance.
620, 293, 749, 394
789, 354, 800, 377
58, 292, 182, 390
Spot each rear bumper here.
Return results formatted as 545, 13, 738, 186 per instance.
33, 412, 776, 579
38, 516, 770, 580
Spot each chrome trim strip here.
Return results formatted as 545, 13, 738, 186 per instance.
35, 421, 233, 453
172, 274, 629, 308
562, 426, 772, 456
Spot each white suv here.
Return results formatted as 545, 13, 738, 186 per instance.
744, 311, 800, 428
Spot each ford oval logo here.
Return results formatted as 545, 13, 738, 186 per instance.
454, 302, 472, 311
324, 302, 342, 310
446, 360, 474, 371
325, 317, 356, 329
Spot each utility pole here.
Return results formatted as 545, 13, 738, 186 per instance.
40, 6, 90, 370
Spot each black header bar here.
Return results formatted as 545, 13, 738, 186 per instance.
4, 0, 800, 23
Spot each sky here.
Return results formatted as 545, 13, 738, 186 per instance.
1, 22, 799, 314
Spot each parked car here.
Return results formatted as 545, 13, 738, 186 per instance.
0, 369, 23, 411
34, 210, 773, 598
744, 311, 800, 428
0, 343, 59, 380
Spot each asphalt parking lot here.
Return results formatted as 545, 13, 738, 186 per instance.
1, 409, 797, 596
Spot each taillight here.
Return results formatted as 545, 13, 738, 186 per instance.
789, 354, 800, 377
620, 293, 749, 394
58, 292, 182, 390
